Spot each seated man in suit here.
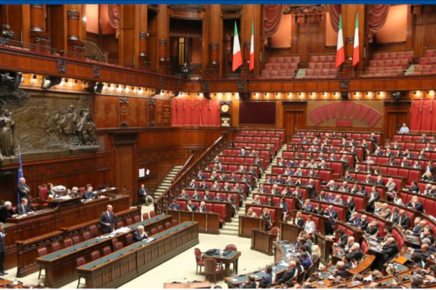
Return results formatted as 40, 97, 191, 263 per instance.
99, 205, 116, 234
69, 187, 81, 198
348, 243, 364, 264
348, 212, 361, 227
132, 225, 148, 243
192, 190, 202, 200
178, 189, 190, 199
83, 185, 95, 200
332, 261, 348, 279
277, 261, 298, 285
139, 184, 154, 206
16, 198, 33, 215
365, 220, 379, 237
397, 209, 411, 229
188, 179, 198, 189
185, 200, 197, 212
334, 229, 349, 248
407, 196, 424, 212
242, 275, 257, 289
376, 237, 399, 270
239, 148, 248, 156
214, 193, 224, 202
259, 265, 273, 288
168, 200, 181, 210
0, 201, 14, 223
198, 201, 208, 213
196, 170, 206, 180
18, 177, 31, 201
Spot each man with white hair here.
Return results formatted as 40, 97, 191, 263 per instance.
132, 225, 148, 243
18, 177, 30, 201
198, 201, 208, 213
0, 201, 13, 223
377, 237, 398, 270
332, 261, 347, 278
348, 243, 364, 264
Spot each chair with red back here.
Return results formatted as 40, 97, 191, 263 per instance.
150, 228, 158, 235
126, 233, 133, 245
204, 258, 223, 284
38, 185, 49, 207
51, 241, 61, 252
125, 218, 133, 226
212, 204, 227, 225
63, 238, 73, 248
133, 215, 141, 223
116, 221, 124, 229
157, 225, 164, 232
91, 250, 101, 261
172, 219, 179, 226
194, 248, 204, 274
114, 241, 123, 251
165, 221, 172, 229
149, 210, 156, 218
76, 257, 86, 288
102, 246, 112, 256
224, 244, 238, 273
143, 213, 149, 220
72, 236, 81, 245
82, 231, 92, 241
89, 225, 98, 238
37, 247, 47, 279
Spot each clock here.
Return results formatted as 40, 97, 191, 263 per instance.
221, 104, 230, 113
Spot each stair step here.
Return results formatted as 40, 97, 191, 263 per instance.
220, 229, 238, 235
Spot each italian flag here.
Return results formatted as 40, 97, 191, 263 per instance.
232, 22, 243, 71
353, 13, 359, 67
249, 22, 254, 71
336, 15, 345, 68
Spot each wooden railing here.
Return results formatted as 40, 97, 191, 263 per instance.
155, 132, 228, 214
172, 154, 194, 183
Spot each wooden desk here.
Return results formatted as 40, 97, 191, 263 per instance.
37, 214, 172, 288
251, 228, 276, 256
15, 207, 141, 277
244, 205, 283, 228
279, 222, 302, 242
203, 250, 241, 277
314, 232, 334, 265
163, 281, 211, 289
3, 223, 17, 271
77, 222, 199, 288
6, 195, 130, 242
176, 199, 233, 222
238, 215, 265, 238
166, 210, 219, 234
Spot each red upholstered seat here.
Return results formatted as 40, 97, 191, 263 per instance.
361, 241, 368, 254
213, 204, 227, 223
143, 213, 149, 220
103, 246, 112, 256
91, 250, 100, 261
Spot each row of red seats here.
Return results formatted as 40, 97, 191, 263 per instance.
393, 134, 436, 142
217, 155, 267, 170
264, 175, 321, 190
308, 62, 336, 69
222, 148, 271, 163
268, 167, 333, 183
287, 144, 365, 160
234, 142, 276, 153
309, 200, 346, 221
291, 136, 373, 151
175, 200, 228, 224
369, 59, 409, 68
361, 70, 404, 77
259, 184, 309, 200
425, 49, 436, 57
385, 141, 436, 151
419, 57, 436, 65
367, 66, 406, 72
355, 163, 421, 185
265, 62, 298, 70
365, 156, 430, 170
183, 190, 240, 207
295, 130, 382, 140
297, 211, 325, 234
260, 70, 296, 79
310, 55, 336, 62
268, 56, 300, 63
272, 162, 342, 179
282, 151, 355, 168
327, 181, 386, 199
346, 172, 406, 188
304, 69, 337, 78
238, 130, 285, 141
193, 180, 248, 195
373, 51, 413, 61
203, 169, 255, 186
245, 206, 279, 225
234, 135, 282, 147
397, 191, 435, 216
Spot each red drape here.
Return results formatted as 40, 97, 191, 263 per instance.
264, 5, 285, 37
410, 99, 436, 132
171, 98, 220, 127
328, 4, 341, 32
108, 4, 120, 29
369, 4, 390, 31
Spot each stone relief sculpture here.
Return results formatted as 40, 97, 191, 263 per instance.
0, 109, 16, 160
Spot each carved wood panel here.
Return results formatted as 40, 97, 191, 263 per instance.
95, 95, 120, 128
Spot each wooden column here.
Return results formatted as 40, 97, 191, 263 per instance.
206, 4, 222, 77
30, 5, 50, 50
157, 4, 169, 73
66, 4, 85, 57
2, 5, 30, 44
340, 4, 367, 77
240, 5, 261, 75
138, 5, 150, 69
118, 5, 140, 68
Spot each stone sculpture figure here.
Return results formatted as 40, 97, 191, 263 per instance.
60, 105, 78, 134
0, 109, 16, 158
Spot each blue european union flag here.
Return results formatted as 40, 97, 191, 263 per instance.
17, 150, 23, 204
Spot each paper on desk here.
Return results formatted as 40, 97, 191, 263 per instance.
146, 238, 155, 242
328, 275, 334, 280
363, 274, 373, 282
231, 278, 238, 282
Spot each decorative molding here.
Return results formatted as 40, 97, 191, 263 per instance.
148, 121, 155, 127
93, 65, 101, 78
57, 59, 67, 73
236, 80, 247, 91
159, 38, 167, 46
119, 121, 129, 127
119, 97, 129, 104
111, 133, 138, 146
209, 43, 220, 50
220, 101, 232, 105
139, 32, 149, 40
67, 10, 80, 20
339, 79, 350, 90
168, 5, 206, 12
284, 4, 326, 14
221, 4, 243, 11
84, 39, 109, 63
200, 81, 210, 91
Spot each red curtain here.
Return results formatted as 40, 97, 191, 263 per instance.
410, 99, 436, 132
108, 4, 120, 29
171, 98, 220, 127
369, 5, 390, 31
264, 5, 285, 37
328, 5, 341, 32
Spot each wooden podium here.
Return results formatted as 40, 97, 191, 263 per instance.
251, 228, 276, 256
279, 222, 302, 241
239, 215, 265, 238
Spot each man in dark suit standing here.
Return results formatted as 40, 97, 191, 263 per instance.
18, 177, 31, 201
16, 198, 33, 215
132, 225, 148, 243
0, 223, 6, 276
99, 205, 116, 234
83, 185, 95, 200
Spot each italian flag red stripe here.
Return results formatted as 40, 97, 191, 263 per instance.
232, 22, 243, 72
336, 15, 345, 68
353, 13, 360, 67
249, 22, 254, 71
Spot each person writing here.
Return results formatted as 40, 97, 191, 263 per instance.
132, 225, 148, 243
0, 201, 14, 223
99, 205, 116, 234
